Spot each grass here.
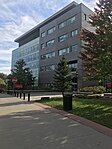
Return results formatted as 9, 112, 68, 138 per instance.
39, 97, 112, 129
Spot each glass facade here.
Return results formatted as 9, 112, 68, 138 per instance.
12, 37, 40, 85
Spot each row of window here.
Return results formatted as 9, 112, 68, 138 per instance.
40, 44, 78, 60
41, 52, 55, 60
41, 27, 56, 37
41, 29, 78, 49
24, 53, 39, 63
41, 15, 76, 38
59, 44, 78, 56
40, 65, 55, 72
12, 52, 39, 69
40, 61, 78, 72
13, 45, 39, 59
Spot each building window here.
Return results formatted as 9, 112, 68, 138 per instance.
47, 27, 56, 35
71, 44, 78, 51
41, 52, 55, 60
41, 43, 45, 49
45, 65, 55, 71
67, 16, 76, 24
40, 55, 46, 60
68, 60, 78, 72
84, 13, 87, 20
58, 34, 68, 42
58, 16, 76, 29
58, 21, 66, 29
58, 47, 70, 56
46, 39, 55, 47
46, 52, 55, 59
71, 29, 78, 37
41, 32, 46, 37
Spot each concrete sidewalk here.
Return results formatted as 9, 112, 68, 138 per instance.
0, 93, 112, 149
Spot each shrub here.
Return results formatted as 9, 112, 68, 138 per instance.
80, 86, 106, 94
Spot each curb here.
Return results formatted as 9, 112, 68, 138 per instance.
35, 102, 112, 138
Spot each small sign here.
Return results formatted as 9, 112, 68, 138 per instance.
12, 77, 17, 83
15, 84, 23, 89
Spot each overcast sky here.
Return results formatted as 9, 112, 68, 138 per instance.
0, 0, 98, 75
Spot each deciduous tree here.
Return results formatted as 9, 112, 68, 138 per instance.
80, 0, 112, 83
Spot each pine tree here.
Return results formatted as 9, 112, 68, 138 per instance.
80, 0, 112, 82
53, 57, 72, 95
11, 59, 35, 89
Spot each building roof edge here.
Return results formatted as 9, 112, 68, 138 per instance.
15, 1, 78, 42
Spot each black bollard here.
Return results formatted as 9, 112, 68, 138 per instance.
14, 92, 16, 97
28, 93, 30, 102
23, 93, 25, 100
17, 92, 19, 98
20, 92, 22, 99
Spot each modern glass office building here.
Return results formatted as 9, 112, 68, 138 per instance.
12, 1, 94, 89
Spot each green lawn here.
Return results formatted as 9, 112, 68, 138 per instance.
39, 97, 112, 128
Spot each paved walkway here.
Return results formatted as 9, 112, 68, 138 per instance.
0, 93, 112, 149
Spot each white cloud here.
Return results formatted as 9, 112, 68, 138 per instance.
0, 49, 12, 61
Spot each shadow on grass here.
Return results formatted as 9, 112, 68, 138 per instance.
72, 105, 112, 128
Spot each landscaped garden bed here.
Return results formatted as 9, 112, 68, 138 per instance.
38, 97, 112, 129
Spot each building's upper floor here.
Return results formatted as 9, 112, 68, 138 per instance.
14, 1, 93, 47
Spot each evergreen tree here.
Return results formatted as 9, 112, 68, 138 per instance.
80, 0, 112, 83
53, 57, 72, 95
7, 74, 13, 90
11, 59, 35, 89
